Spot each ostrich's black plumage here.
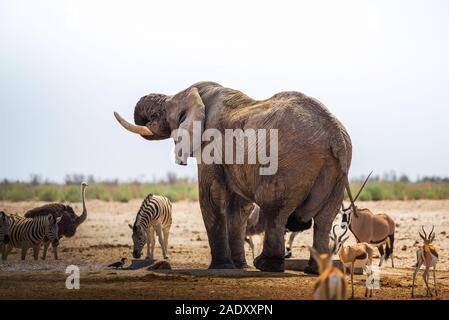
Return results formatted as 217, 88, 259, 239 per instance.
24, 183, 88, 238
25, 204, 78, 238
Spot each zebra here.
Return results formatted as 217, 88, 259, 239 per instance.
2, 214, 61, 261
0, 211, 12, 259
128, 194, 172, 260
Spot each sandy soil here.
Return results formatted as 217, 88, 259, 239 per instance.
0, 199, 448, 300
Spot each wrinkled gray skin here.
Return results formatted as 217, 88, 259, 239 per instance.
116, 81, 352, 272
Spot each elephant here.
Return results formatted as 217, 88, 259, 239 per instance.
114, 81, 356, 273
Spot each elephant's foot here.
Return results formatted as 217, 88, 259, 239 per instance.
254, 253, 284, 272
285, 248, 292, 259
233, 260, 249, 269
304, 258, 319, 275
208, 262, 236, 269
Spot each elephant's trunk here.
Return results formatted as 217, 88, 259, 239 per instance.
114, 93, 172, 140
76, 182, 88, 226
133, 94, 172, 140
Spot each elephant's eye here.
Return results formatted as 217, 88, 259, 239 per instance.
178, 111, 186, 125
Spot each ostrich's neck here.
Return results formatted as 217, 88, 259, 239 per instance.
81, 186, 87, 214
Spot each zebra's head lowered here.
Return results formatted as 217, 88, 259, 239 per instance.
0, 211, 11, 244
129, 223, 147, 259
46, 215, 62, 247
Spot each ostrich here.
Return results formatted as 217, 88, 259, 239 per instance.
24, 182, 88, 259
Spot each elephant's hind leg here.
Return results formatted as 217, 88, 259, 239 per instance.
306, 166, 345, 274
254, 205, 290, 272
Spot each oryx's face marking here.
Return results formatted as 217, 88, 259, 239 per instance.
341, 209, 351, 229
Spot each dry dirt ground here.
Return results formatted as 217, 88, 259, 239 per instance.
0, 199, 448, 300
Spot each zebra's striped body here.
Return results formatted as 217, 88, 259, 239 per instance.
0, 211, 11, 243
0, 211, 11, 259
2, 214, 61, 261
129, 194, 172, 260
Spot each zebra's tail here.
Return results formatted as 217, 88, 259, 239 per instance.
385, 233, 394, 261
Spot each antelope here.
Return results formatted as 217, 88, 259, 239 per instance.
245, 204, 306, 259
341, 171, 396, 268
330, 225, 374, 298
309, 242, 347, 300
245, 204, 263, 260
412, 226, 438, 298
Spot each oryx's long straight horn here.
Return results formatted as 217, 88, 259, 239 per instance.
113, 112, 154, 136
344, 176, 358, 217
354, 171, 373, 202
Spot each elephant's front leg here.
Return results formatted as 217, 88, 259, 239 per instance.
227, 200, 252, 268
200, 205, 234, 269
198, 166, 234, 269
254, 208, 288, 272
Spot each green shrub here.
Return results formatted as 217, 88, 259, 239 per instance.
61, 186, 81, 202
3, 184, 34, 202
112, 186, 132, 203
2, 180, 448, 203
88, 186, 111, 202
37, 187, 60, 202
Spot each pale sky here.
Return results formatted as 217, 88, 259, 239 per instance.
1, 0, 448, 182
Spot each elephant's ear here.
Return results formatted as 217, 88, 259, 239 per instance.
165, 87, 205, 131
165, 87, 205, 164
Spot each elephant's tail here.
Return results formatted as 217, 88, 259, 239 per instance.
330, 126, 356, 212
330, 126, 352, 177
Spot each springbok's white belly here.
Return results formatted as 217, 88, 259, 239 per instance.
430, 254, 438, 266
418, 248, 439, 267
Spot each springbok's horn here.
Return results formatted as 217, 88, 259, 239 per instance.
429, 225, 435, 239
421, 226, 427, 239
353, 171, 373, 202
113, 112, 153, 136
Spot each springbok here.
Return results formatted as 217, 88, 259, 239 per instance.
412, 226, 438, 298
309, 245, 347, 300
330, 225, 374, 298
341, 172, 396, 268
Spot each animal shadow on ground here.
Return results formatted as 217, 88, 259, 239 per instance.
285, 259, 364, 275
149, 269, 299, 278
123, 259, 155, 270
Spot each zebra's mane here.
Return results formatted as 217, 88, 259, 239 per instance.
134, 194, 156, 229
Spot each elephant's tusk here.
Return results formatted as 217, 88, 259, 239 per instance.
113, 112, 153, 136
